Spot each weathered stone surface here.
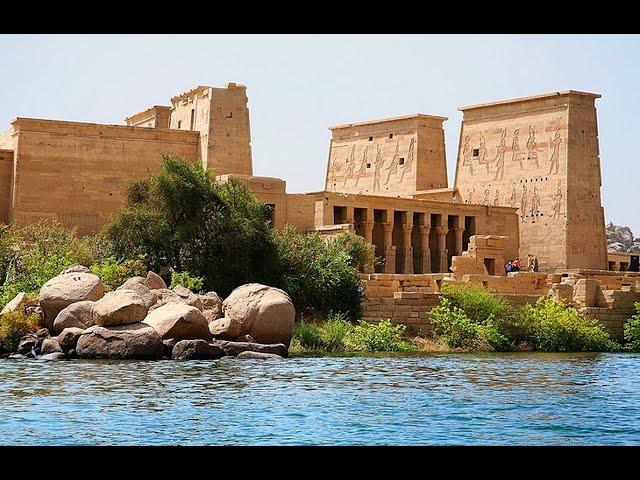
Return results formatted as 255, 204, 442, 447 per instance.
39, 272, 104, 328
237, 334, 256, 343
62, 264, 91, 274
173, 286, 204, 310
162, 338, 177, 357
145, 271, 167, 290
8, 353, 27, 359
118, 282, 158, 309
92, 289, 148, 327
1, 292, 29, 315
53, 301, 95, 334
212, 340, 287, 358
208, 317, 235, 339
40, 338, 63, 355
142, 303, 211, 341
35, 328, 50, 339
237, 350, 283, 359
118, 277, 146, 290
221, 283, 295, 346
199, 292, 223, 321
40, 352, 67, 361
171, 339, 225, 360
149, 288, 204, 312
76, 324, 163, 359
58, 327, 84, 354
17, 335, 42, 356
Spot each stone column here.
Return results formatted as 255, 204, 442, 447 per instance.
382, 222, 395, 274
453, 226, 465, 256
419, 225, 431, 274
402, 224, 414, 274
436, 225, 449, 273
363, 221, 375, 273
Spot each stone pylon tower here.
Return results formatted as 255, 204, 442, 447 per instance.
454, 91, 607, 271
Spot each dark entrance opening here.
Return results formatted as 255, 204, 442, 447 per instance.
484, 257, 496, 276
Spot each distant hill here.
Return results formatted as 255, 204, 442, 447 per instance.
607, 222, 640, 253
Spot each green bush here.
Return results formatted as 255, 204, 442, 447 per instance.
349, 319, 413, 352
428, 298, 483, 349
623, 302, 640, 352
90, 256, 147, 290
518, 297, 619, 352
293, 320, 325, 350
170, 271, 205, 293
104, 155, 279, 298
321, 313, 353, 352
0, 220, 114, 310
273, 227, 368, 318
0, 311, 41, 353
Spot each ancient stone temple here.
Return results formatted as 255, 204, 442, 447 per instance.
454, 91, 608, 271
0, 83, 612, 273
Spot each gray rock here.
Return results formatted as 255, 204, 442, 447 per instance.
8, 353, 27, 359
92, 289, 149, 327
117, 277, 147, 290
0, 292, 29, 315
58, 327, 84, 353
61, 264, 91, 274
35, 328, 50, 338
237, 351, 283, 359
40, 352, 67, 361
53, 301, 95, 334
162, 338, 177, 357
39, 271, 104, 329
142, 303, 211, 341
40, 338, 63, 355
145, 271, 167, 290
76, 323, 163, 359
171, 339, 225, 360
17, 335, 42, 356
212, 340, 288, 358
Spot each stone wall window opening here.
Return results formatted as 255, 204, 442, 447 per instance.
389, 133, 394, 139
190, 109, 195, 130
366, 163, 371, 168
368, 136, 373, 141
177, 120, 182, 129
473, 148, 480, 157
399, 157, 405, 165
333, 205, 348, 225
266, 204, 276, 228
225, 112, 233, 119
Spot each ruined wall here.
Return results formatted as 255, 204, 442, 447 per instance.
9, 118, 199, 234
454, 91, 607, 271
325, 115, 447, 197
0, 150, 13, 223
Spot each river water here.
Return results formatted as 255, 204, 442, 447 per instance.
1, 353, 640, 445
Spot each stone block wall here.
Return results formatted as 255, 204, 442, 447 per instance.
0, 149, 13, 223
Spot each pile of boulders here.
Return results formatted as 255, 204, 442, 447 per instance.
2, 264, 295, 361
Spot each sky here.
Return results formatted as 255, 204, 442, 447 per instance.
0, 34, 638, 234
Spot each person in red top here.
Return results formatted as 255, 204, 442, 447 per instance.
511, 257, 521, 272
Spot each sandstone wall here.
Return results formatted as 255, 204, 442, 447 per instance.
325, 115, 447, 197
0, 149, 13, 223
454, 92, 607, 271
9, 118, 199, 234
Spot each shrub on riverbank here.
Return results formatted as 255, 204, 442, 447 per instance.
169, 271, 205, 293
89, 256, 147, 291
0, 221, 112, 309
290, 315, 414, 355
428, 285, 619, 352
0, 311, 41, 353
623, 302, 640, 352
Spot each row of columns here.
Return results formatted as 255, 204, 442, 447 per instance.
358, 212, 466, 274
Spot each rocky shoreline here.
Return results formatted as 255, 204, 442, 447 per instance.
1, 265, 295, 361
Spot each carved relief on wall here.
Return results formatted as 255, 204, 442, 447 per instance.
550, 180, 563, 220
385, 142, 400, 183
353, 145, 369, 187
530, 186, 541, 222
492, 129, 507, 180
461, 135, 473, 175
478, 134, 489, 173
520, 185, 528, 222
508, 186, 517, 208
372, 144, 384, 192
493, 189, 500, 206
343, 145, 356, 187
547, 129, 562, 175
399, 138, 415, 182
511, 129, 523, 170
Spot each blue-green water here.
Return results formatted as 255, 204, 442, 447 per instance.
1, 353, 640, 445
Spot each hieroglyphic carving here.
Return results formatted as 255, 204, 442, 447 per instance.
353, 145, 369, 187
508, 185, 517, 208
482, 188, 490, 206
478, 134, 489, 173
551, 180, 563, 220
511, 129, 523, 170
372, 145, 384, 192
385, 142, 400, 183
492, 129, 507, 180
399, 138, 415, 182
461, 135, 473, 175
343, 145, 356, 187
548, 129, 562, 175
526, 126, 539, 169
530, 186, 540, 222
493, 189, 500, 206
465, 187, 475, 204
520, 185, 528, 221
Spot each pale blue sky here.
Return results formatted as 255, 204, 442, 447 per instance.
1, 34, 638, 233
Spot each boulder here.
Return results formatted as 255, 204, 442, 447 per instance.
67, 349, 77, 359
76, 324, 163, 359
145, 271, 166, 290
92, 289, 148, 327
237, 334, 256, 343
58, 327, 84, 354
208, 317, 235, 339
162, 338, 177, 357
8, 353, 27, 359
142, 303, 211, 341
199, 292, 223, 321
237, 351, 283, 359
220, 283, 295, 346
39, 272, 104, 329
62, 264, 91, 274
40, 352, 67, 361
1, 292, 29, 315
35, 328, 50, 339
52, 301, 95, 334
212, 340, 288, 358
149, 288, 204, 312
118, 282, 158, 309
17, 334, 42, 356
40, 338, 63, 355
171, 339, 225, 360
118, 277, 147, 290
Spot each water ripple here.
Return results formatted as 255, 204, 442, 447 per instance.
1, 353, 640, 445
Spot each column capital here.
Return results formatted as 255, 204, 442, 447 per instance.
363, 221, 375, 232
382, 222, 394, 232
452, 226, 465, 233
418, 225, 431, 233
402, 224, 414, 232
436, 226, 449, 235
